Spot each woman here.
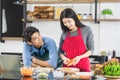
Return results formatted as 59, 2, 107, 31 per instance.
58, 8, 94, 72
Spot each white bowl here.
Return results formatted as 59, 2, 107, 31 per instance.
53, 70, 64, 79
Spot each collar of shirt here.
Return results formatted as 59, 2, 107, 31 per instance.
31, 44, 46, 56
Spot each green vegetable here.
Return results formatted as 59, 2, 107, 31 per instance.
101, 9, 113, 15
37, 72, 48, 79
103, 64, 120, 76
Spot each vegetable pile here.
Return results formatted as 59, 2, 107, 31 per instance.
103, 58, 120, 76
94, 58, 120, 76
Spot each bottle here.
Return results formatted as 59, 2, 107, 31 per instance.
107, 51, 112, 60
87, 13, 93, 19
112, 50, 116, 58
55, 6, 61, 19
77, 14, 82, 20
82, 13, 87, 19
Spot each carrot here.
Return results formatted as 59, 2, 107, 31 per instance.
79, 75, 90, 79
95, 64, 103, 69
67, 59, 74, 66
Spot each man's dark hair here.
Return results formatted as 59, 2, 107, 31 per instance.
22, 26, 39, 42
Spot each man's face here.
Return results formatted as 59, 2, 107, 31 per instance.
29, 32, 43, 48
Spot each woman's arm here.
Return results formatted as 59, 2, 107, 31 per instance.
72, 50, 92, 66
86, 26, 94, 53
78, 50, 92, 59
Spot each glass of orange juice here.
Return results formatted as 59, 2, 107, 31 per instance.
20, 67, 33, 77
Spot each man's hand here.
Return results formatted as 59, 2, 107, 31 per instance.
32, 56, 38, 64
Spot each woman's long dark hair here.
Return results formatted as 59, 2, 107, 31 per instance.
60, 8, 86, 32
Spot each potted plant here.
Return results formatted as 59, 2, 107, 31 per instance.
100, 51, 107, 56
101, 9, 113, 19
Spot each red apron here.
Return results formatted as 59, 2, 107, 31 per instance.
62, 28, 91, 72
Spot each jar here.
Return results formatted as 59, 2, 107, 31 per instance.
87, 13, 93, 19
55, 6, 61, 19
77, 14, 82, 20
82, 13, 87, 19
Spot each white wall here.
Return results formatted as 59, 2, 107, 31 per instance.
0, 40, 23, 54
99, 3, 120, 56
100, 22, 120, 56
0, 3, 120, 56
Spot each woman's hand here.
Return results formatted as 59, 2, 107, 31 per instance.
63, 57, 71, 65
60, 53, 71, 65
72, 56, 81, 66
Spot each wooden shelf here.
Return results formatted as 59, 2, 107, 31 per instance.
81, 19, 94, 22
27, 0, 94, 4
2, 37, 23, 41
27, 0, 120, 4
98, 0, 120, 3
13, 2, 23, 5
13, 1, 25, 5
27, 18, 59, 21
25, 0, 120, 25
27, 18, 95, 21
98, 19, 120, 22
27, 19, 120, 22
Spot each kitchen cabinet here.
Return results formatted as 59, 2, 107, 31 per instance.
0, 0, 24, 42
0, 0, 2, 42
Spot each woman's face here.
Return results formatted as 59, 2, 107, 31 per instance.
29, 32, 43, 48
62, 18, 77, 32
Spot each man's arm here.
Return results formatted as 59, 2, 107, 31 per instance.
32, 57, 53, 68
31, 38, 58, 68
22, 42, 32, 67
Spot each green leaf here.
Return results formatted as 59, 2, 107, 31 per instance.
101, 9, 113, 15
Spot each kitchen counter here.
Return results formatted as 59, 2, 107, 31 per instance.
0, 71, 107, 80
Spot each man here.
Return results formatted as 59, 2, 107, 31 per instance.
22, 26, 58, 68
